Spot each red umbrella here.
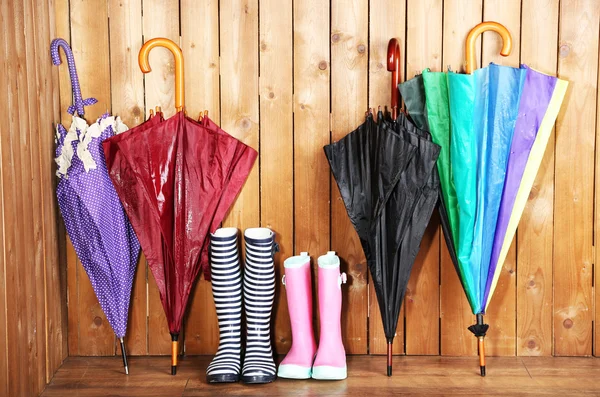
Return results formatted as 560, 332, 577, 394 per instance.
195, 114, 258, 280
103, 38, 257, 375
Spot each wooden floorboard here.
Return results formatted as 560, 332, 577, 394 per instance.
41, 356, 600, 396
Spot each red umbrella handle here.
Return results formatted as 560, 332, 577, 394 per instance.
465, 22, 512, 74
139, 38, 185, 112
387, 38, 401, 120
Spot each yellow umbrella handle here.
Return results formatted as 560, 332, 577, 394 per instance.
465, 22, 512, 74
138, 38, 185, 112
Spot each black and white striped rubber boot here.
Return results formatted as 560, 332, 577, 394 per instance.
241, 228, 278, 384
206, 228, 243, 383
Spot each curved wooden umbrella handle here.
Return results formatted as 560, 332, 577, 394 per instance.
387, 38, 401, 120
139, 38, 185, 111
465, 22, 512, 74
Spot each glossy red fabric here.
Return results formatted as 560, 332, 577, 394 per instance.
103, 111, 256, 334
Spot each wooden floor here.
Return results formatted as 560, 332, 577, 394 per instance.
41, 355, 600, 396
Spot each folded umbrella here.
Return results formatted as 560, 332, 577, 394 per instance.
103, 38, 257, 375
325, 109, 439, 376
51, 38, 140, 375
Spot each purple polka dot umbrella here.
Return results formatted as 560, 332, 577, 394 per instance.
51, 38, 140, 375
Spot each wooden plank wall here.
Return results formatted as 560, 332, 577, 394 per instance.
0, 0, 66, 395
54, 0, 600, 358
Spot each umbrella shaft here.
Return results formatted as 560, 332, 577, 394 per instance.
478, 336, 486, 377
171, 334, 179, 375
387, 342, 393, 377
119, 338, 129, 375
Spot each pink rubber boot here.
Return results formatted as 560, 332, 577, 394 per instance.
312, 251, 347, 380
277, 252, 317, 379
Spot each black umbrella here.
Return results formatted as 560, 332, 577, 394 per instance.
324, 112, 440, 376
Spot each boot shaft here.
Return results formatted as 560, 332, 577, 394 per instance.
312, 251, 347, 377
207, 228, 243, 383
317, 251, 345, 344
278, 252, 317, 378
241, 228, 277, 382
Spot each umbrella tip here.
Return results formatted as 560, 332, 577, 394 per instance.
124, 365, 129, 375
480, 366, 486, 377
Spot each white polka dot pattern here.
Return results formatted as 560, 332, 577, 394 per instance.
56, 113, 141, 338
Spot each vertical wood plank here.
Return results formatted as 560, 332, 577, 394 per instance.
259, 0, 294, 354
69, 0, 115, 356
108, 0, 144, 126
66, 236, 79, 356
517, 0, 559, 357
597, 32, 600, 358
16, 0, 42, 391
181, 0, 221, 355
0, 0, 10, 392
142, 0, 179, 355
440, 0, 482, 356
220, 0, 260, 234
23, 0, 46, 390
554, 0, 599, 356
108, 0, 147, 356
404, 0, 442, 356
367, 0, 406, 356
481, 0, 521, 357
4, 1, 29, 393
39, 0, 68, 379
331, 0, 369, 355
294, 0, 330, 347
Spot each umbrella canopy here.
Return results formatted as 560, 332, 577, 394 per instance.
485, 66, 568, 309
398, 75, 428, 131
103, 38, 257, 375
399, 73, 463, 292
51, 38, 140, 375
449, 62, 526, 314
325, 112, 439, 376
197, 115, 258, 279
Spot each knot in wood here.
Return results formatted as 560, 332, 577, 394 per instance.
240, 117, 251, 131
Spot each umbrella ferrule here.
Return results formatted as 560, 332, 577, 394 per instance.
171, 334, 179, 375
119, 337, 129, 375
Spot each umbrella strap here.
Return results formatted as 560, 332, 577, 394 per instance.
67, 97, 99, 117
